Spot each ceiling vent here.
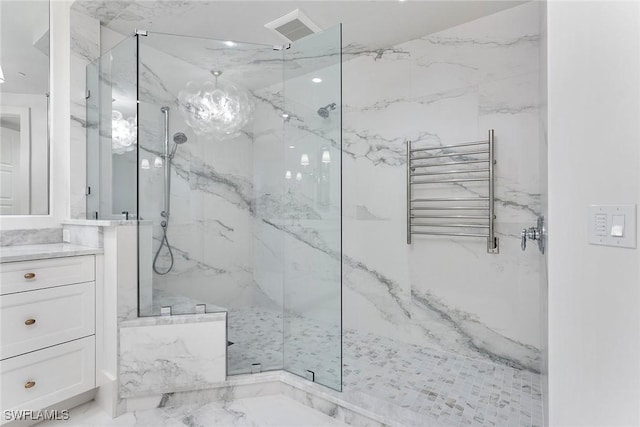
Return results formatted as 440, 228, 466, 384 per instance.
265, 9, 322, 43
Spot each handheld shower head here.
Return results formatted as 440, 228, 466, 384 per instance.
173, 132, 188, 145
169, 132, 188, 158
317, 103, 337, 119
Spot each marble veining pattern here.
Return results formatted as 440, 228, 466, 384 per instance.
119, 319, 226, 397
38, 395, 348, 427
0, 228, 62, 247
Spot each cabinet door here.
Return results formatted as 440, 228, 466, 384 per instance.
0, 336, 95, 413
0, 282, 95, 359
0, 256, 95, 295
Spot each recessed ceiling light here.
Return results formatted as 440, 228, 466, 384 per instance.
282, 113, 289, 119
312, 77, 322, 83
224, 41, 235, 47
288, 145, 295, 149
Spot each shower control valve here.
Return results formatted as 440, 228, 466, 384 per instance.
521, 216, 545, 254
161, 211, 168, 218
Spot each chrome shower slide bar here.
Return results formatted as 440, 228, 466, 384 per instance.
406, 130, 498, 253
410, 149, 489, 161
409, 140, 489, 153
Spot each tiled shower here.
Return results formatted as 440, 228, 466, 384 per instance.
73, 1, 547, 425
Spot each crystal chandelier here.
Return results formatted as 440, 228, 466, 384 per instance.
178, 70, 254, 139
111, 110, 137, 154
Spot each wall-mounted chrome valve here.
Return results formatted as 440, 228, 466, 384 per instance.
521, 216, 545, 254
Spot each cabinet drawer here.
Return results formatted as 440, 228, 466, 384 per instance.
0, 336, 95, 414
0, 282, 95, 360
0, 256, 94, 295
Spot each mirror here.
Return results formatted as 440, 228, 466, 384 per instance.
0, 0, 50, 215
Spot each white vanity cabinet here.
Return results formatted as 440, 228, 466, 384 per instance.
0, 254, 97, 421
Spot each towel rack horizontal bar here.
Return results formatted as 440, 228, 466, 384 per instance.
412, 197, 490, 202
410, 140, 489, 153
411, 168, 490, 177
411, 159, 490, 170
411, 150, 489, 161
411, 177, 490, 184
411, 206, 490, 211
411, 231, 490, 238
411, 223, 490, 229
411, 214, 489, 219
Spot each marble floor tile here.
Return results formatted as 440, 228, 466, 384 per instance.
38, 395, 348, 427
151, 292, 543, 426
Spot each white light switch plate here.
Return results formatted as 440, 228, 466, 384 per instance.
588, 205, 636, 248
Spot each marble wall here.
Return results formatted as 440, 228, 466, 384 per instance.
338, 2, 543, 372
0, 228, 62, 246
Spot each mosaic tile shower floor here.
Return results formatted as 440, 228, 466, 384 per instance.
225, 307, 543, 427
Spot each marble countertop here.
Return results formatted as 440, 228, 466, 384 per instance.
0, 243, 104, 263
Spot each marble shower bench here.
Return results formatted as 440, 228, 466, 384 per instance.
118, 313, 227, 398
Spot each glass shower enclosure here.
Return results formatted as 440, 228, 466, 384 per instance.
86, 27, 342, 391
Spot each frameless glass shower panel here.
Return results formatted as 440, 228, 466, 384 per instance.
282, 25, 342, 391
136, 32, 286, 378
85, 37, 137, 220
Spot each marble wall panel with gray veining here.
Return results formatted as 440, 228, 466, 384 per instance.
341, 2, 544, 370
0, 228, 63, 246
119, 315, 226, 398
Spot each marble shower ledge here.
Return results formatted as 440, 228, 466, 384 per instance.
120, 311, 227, 327
62, 219, 152, 226
0, 243, 104, 263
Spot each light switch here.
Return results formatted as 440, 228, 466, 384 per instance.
611, 215, 625, 237
588, 205, 636, 248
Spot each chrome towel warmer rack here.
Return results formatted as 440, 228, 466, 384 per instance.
406, 130, 498, 254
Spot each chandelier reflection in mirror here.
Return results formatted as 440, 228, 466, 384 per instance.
178, 70, 254, 138
111, 110, 137, 154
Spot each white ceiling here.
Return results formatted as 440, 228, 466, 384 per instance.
76, 0, 525, 50
0, 0, 49, 95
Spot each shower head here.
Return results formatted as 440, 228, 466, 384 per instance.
317, 103, 337, 119
173, 132, 188, 144
168, 132, 188, 159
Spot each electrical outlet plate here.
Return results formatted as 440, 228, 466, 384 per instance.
588, 205, 636, 248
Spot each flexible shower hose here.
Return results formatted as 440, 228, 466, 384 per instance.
152, 221, 174, 275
